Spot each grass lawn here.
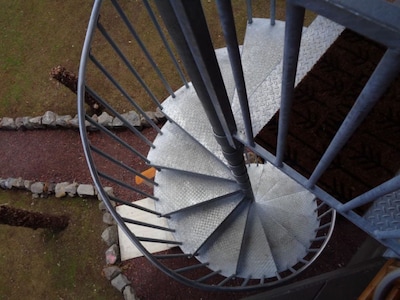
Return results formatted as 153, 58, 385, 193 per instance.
0, 191, 121, 299
0, 0, 315, 118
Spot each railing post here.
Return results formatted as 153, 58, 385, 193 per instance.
154, 0, 254, 201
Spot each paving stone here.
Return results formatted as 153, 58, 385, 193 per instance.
29, 116, 45, 129
55, 182, 70, 198
55, 115, 72, 127
103, 265, 121, 280
97, 112, 113, 127
65, 183, 78, 197
22, 117, 34, 130
23, 180, 32, 190
0, 117, 16, 130
11, 177, 24, 189
14, 117, 24, 129
77, 184, 95, 197
123, 285, 138, 300
103, 212, 116, 225
42, 111, 57, 127
101, 225, 118, 246
30, 182, 44, 194
111, 274, 131, 292
105, 244, 120, 265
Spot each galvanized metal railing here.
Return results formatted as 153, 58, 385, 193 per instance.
78, 0, 400, 292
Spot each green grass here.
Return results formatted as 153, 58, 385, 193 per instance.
0, 0, 315, 118
0, 191, 121, 300
0, 0, 93, 118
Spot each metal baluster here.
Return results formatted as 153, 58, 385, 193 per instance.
338, 175, 400, 213
270, 0, 276, 26
275, 4, 305, 167
142, 0, 188, 88
307, 49, 400, 188
246, 0, 253, 24
96, 22, 163, 110
216, 0, 255, 146
111, 0, 175, 98
89, 53, 162, 133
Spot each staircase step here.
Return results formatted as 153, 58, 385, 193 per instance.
162, 84, 225, 161
247, 163, 317, 271
147, 121, 232, 179
232, 16, 344, 137
262, 204, 318, 248
154, 169, 240, 216
257, 203, 308, 271
196, 201, 250, 277
161, 44, 242, 161
215, 46, 243, 102
237, 204, 278, 278
237, 18, 286, 100
168, 192, 244, 255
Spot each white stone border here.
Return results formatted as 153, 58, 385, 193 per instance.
0, 109, 165, 131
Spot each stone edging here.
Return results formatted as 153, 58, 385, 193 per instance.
0, 177, 109, 199
0, 109, 165, 131
0, 177, 137, 299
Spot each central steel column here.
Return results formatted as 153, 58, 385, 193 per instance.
154, 0, 254, 201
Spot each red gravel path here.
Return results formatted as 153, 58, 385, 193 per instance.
0, 128, 367, 300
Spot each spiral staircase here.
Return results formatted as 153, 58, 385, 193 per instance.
78, 0, 400, 293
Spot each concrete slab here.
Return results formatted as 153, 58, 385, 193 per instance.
116, 198, 175, 261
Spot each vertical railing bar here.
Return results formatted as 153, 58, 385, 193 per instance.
241, 276, 251, 287
88, 52, 162, 133
311, 236, 326, 242
90, 144, 158, 186
153, 253, 192, 259
98, 171, 158, 200
275, 5, 305, 167
169, 0, 237, 149
216, 0, 255, 147
121, 217, 175, 232
315, 223, 332, 231
246, 0, 253, 24
137, 236, 182, 245
174, 263, 209, 273
109, 195, 162, 216
270, 0, 276, 26
85, 115, 152, 162
96, 21, 164, 110
317, 208, 333, 220
110, 0, 176, 98
218, 274, 236, 286
338, 175, 400, 213
85, 85, 161, 144
142, 0, 189, 88
196, 270, 221, 283
307, 49, 400, 188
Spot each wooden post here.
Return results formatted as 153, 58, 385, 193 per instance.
0, 205, 69, 231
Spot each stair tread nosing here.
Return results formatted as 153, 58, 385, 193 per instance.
257, 204, 308, 271
168, 192, 244, 255
154, 169, 240, 215
236, 204, 278, 278
232, 16, 345, 137
147, 121, 232, 179
196, 201, 250, 277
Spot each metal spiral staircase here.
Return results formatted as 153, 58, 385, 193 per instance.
78, 0, 400, 293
